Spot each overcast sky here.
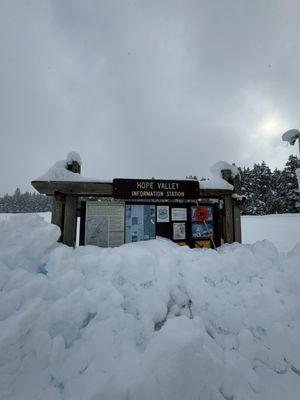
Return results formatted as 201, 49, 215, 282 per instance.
1, 0, 300, 195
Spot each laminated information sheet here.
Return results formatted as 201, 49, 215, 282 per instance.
173, 222, 186, 240
125, 204, 156, 242
171, 208, 187, 221
85, 201, 125, 247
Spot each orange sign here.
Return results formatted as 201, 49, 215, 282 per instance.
193, 207, 209, 223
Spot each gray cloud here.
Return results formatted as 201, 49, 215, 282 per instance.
1, 0, 300, 195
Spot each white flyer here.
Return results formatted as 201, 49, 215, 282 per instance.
171, 208, 187, 221
173, 222, 186, 240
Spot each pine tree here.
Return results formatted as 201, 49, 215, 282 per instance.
0, 190, 52, 213
270, 168, 285, 214
281, 155, 300, 213
240, 156, 300, 215
241, 162, 272, 215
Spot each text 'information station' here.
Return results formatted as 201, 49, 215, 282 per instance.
113, 179, 200, 200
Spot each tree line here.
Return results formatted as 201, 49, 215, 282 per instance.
0, 188, 52, 213
0, 154, 299, 215
240, 154, 300, 215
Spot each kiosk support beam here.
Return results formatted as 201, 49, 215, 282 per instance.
62, 160, 81, 247
233, 202, 242, 243
221, 168, 243, 244
63, 195, 77, 247
223, 194, 234, 243
51, 192, 65, 242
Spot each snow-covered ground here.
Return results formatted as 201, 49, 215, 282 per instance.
0, 213, 299, 400
242, 213, 300, 252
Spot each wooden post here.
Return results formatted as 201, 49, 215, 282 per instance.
221, 168, 242, 244
63, 195, 78, 247
61, 160, 81, 247
221, 169, 232, 184
221, 169, 234, 243
233, 202, 242, 243
67, 160, 81, 174
51, 192, 65, 241
231, 170, 242, 243
223, 194, 234, 243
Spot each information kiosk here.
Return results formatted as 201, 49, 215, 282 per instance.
32, 158, 244, 248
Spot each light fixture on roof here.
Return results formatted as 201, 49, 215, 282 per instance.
282, 129, 300, 154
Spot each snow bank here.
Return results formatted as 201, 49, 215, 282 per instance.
242, 213, 300, 252
0, 215, 60, 273
0, 216, 300, 400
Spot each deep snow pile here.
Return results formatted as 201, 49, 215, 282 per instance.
34, 152, 110, 183
199, 161, 238, 190
0, 216, 300, 400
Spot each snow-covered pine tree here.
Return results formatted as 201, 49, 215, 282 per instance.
0, 190, 52, 213
240, 167, 257, 215
241, 162, 273, 215
280, 155, 300, 213
241, 156, 300, 215
270, 168, 285, 214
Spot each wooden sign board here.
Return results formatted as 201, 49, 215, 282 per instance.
113, 179, 199, 200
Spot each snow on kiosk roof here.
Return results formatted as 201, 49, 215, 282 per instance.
31, 154, 244, 248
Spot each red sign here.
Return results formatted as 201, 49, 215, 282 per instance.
193, 207, 209, 223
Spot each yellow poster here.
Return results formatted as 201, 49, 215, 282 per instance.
195, 240, 211, 249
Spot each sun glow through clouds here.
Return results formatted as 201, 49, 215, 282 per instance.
260, 118, 281, 137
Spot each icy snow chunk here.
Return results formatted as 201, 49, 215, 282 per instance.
0, 215, 60, 272
220, 349, 260, 399
237, 328, 256, 361
36, 160, 81, 181
49, 335, 66, 380
35, 153, 111, 182
210, 160, 240, 179
288, 243, 300, 259
131, 317, 221, 400
250, 239, 278, 261
0, 261, 10, 290
199, 177, 233, 190
31, 330, 52, 368
199, 160, 239, 190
